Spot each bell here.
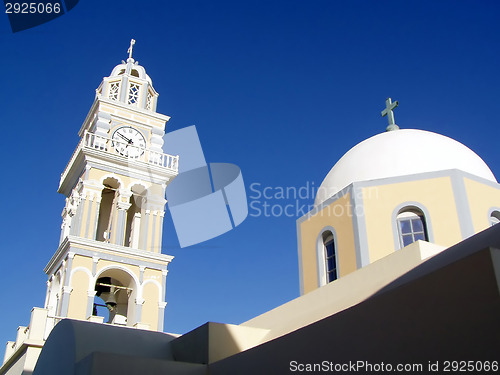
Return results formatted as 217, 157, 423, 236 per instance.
95, 277, 119, 311
103, 287, 118, 311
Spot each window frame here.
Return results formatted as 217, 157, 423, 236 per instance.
397, 211, 429, 248
392, 202, 433, 250
316, 227, 339, 287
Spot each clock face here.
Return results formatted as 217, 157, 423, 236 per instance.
111, 126, 147, 158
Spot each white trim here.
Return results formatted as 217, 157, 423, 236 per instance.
93, 264, 140, 297
69, 267, 94, 291
45, 235, 173, 275
392, 202, 434, 250
141, 279, 163, 302
316, 226, 339, 288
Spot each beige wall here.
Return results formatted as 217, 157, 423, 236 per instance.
142, 282, 160, 331
298, 174, 500, 295
362, 177, 462, 263
299, 192, 356, 294
464, 178, 500, 232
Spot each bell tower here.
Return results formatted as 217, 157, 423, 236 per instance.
44, 40, 179, 331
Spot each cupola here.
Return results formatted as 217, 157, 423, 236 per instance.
95, 39, 159, 112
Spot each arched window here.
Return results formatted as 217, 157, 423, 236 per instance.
124, 185, 146, 248
93, 268, 137, 326
490, 210, 500, 226
397, 208, 428, 248
96, 178, 120, 242
322, 231, 337, 283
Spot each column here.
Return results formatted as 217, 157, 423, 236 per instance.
157, 269, 168, 331
59, 253, 74, 317
43, 279, 51, 309
67, 191, 81, 237
115, 200, 131, 246
60, 207, 71, 244
86, 291, 97, 319
140, 209, 151, 250
151, 210, 158, 252
135, 298, 145, 325
91, 194, 102, 240
82, 185, 102, 239
131, 213, 141, 248
134, 266, 146, 325
157, 302, 167, 332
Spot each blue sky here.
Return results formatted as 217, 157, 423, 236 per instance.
0, 0, 499, 346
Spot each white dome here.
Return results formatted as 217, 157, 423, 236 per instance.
315, 129, 497, 206
110, 59, 153, 85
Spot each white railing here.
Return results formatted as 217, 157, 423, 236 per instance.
82, 131, 179, 171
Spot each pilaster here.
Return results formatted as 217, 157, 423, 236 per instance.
157, 301, 167, 332
59, 253, 75, 317
115, 194, 132, 246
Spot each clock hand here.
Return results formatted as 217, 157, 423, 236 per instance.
117, 132, 133, 144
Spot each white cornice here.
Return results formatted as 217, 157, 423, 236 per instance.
78, 98, 171, 137
58, 145, 177, 196
44, 235, 174, 275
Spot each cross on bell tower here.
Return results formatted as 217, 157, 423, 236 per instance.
381, 97, 400, 131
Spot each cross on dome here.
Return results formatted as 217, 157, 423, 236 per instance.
381, 97, 400, 131
127, 39, 136, 60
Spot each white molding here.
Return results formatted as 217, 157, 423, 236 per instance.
77, 97, 170, 138
70, 267, 94, 291
59, 145, 177, 196
141, 279, 163, 301
44, 236, 174, 275
94, 264, 140, 298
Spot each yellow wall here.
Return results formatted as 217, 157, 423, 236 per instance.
298, 174, 500, 295
299, 192, 357, 294
67, 255, 93, 320
362, 177, 462, 263
142, 282, 160, 331
464, 178, 500, 233
68, 276, 89, 319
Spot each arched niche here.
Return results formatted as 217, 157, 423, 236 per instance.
93, 267, 138, 327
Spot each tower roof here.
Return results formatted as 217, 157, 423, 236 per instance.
109, 58, 153, 86
315, 129, 497, 206
94, 40, 160, 113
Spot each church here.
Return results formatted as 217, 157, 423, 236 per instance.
1, 43, 499, 375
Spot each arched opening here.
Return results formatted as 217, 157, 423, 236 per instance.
92, 268, 137, 326
46, 272, 61, 317
124, 185, 146, 248
96, 178, 120, 242
490, 210, 500, 226
397, 207, 428, 248
322, 230, 337, 283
